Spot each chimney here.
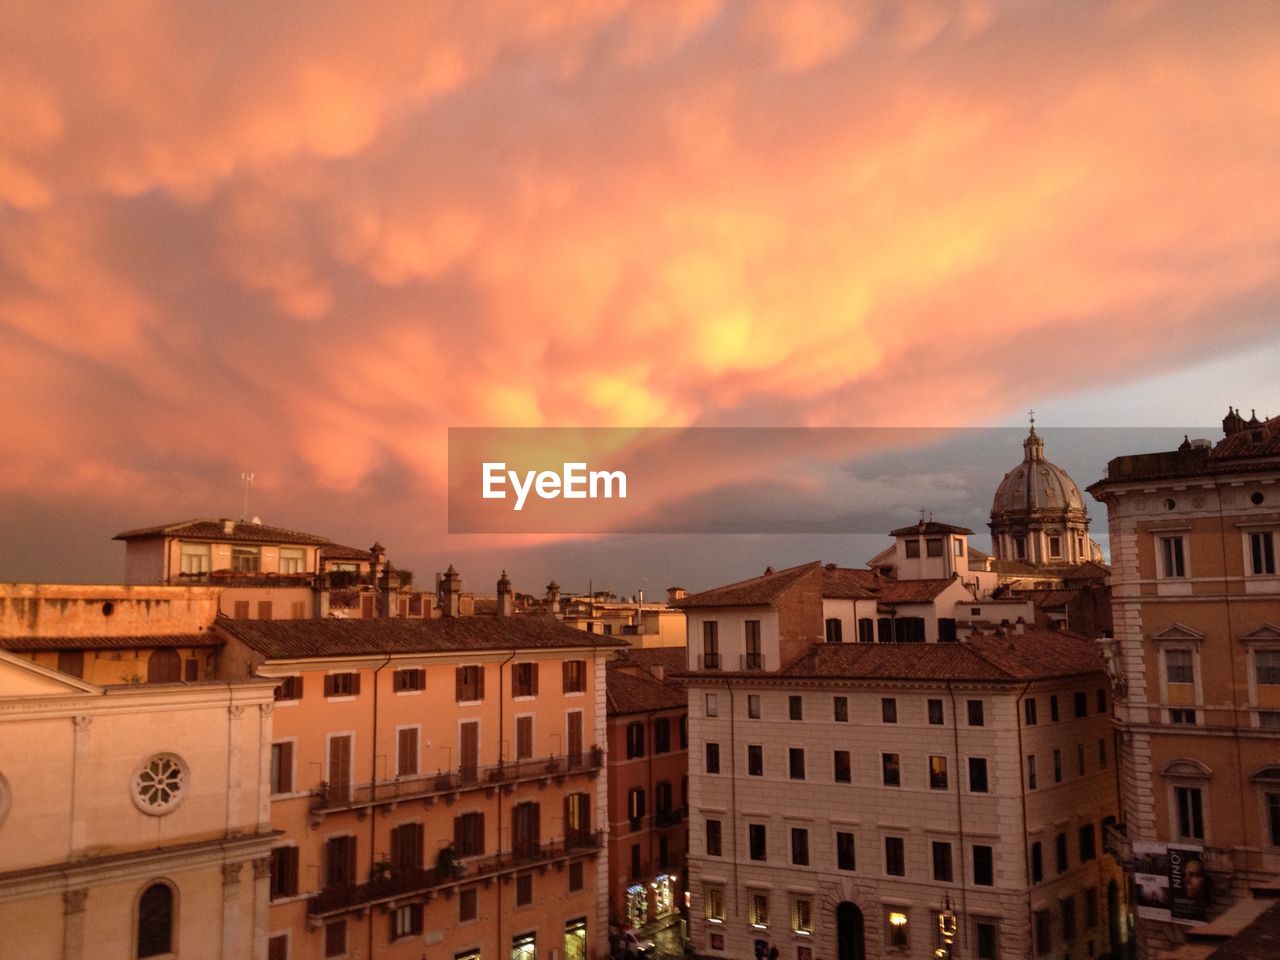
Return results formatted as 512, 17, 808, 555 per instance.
439, 564, 462, 618
222, 518, 236, 535
1014, 616, 1026, 634
497, 570, 514, 617
369, 542, 387, 618
546, 580, 561, 616
666, 586, 686, 604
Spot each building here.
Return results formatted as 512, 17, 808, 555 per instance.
212, 594, 624, 960
0, 649, 277, 960
605, 647, 689, 930
113, 517, 429, 620
1088, 408, 1280, 956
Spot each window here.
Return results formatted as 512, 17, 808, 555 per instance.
1257, 650, 1280, 685
939, 618, 958, 642
459, 887, 478, 921
787, 897, 812, 937
512, 932, 536, 960
1014, 536, 1026, 560
180, 541, 210, 576
1159, 535, 1187, 578
326, 836, 357, 886
1027, 755, 1038, 790
1250, 530, 1276, 575
654, 717, 671, 753
626, 722, 645, 758
232, 545, 260, 573
882, 697, 898, 723
705, 742, 720, 774
1176, 786, 1205, 840
626, 787, 645, 828
834, 696, 848, 721
789, 748, 806, 780
1061, 897, 1076, 942
791, 827, 809, 865
324, 920, 347, 959
1031, 842, 1043, 883
391, 822, 423, 874
884, 836, 905, 876
270, 846, 299, 900
973, 844, 994, 886
789, 695, 803, 720
887, 909, 909, 948
562, 659, 586, 693
456, 665, 484, 701
749, 891, 769, 928
271, 742, 294, 794
969, 758, 989, 793
630, 844, 641, 878
1098, 738, 1108, 769
858, 618, 875, 643
744, 619, 762, 669
1034, 909, 1051, 955
749, 823, 767, 861
967, 700, 985, 726
906, 539, 921, 558
834, 750, 852, 783
1055, 832, 1068, 873
929, 756, 948, 790
747, 694, 762, 719
1077, 743, 1086, 776
706, 819, 722, 857
932, 841, 953, 882
1085, 888, 1099, 928
512, 802, 541, 860
1050, 695, 1059, 721
679, 715, 688, 748
515, 716, 534, 761
392, 903, 424, 939
512, 662, 538, 697
975, 920, 998, 960
1024, 698, 1037, 725
926, 537, 943, 557
278, 546, 305, 575
836, 831, 856, 870
393, 668, 425, 692
748, 744, 764, 776
1079, 824, 1096, 861
397, 727, 419, 777
1267, 792, 1280, 846
324, 672, 359, 698
895, 617, 926, 643
882, 753, 900, 786
133, 753, 188, 815
1053, 749, 1063, 783
705, 885, 725, 922
233, 600, 250, 619
568, 861, 584, 892
878, 617, 893, 642
826, 618, 843, 643
454, 811, 485, 857
1097, 688, 1108, 713
701, 620, 720, 669
1171, 708, 1198, 725
268, 935, 288, 960
705, 693, 719, 717
1048, 535, 1062, 558
1074, 692, 1087, 718
274, 676, 303, 702
928, 698, 944, 725
515, 872, 534, 907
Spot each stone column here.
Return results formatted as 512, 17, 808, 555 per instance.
221, 862, 243, 960
251, 857, 272, 960
258, 703, 273, 831
62, 888, 88, 960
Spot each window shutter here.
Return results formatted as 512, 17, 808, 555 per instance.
295, 676, 304, 699
563, 660, 570, 691
351, 673, 361, 696
477, 666, 484, 700
456, 668, 464, 701
287, 847, 299, 895
324, 675, 335, 697
280, 742, 294, 793
453, 815, 464, 848
530, 663, 538, 695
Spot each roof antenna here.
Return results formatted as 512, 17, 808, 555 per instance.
240, 472, 254, 521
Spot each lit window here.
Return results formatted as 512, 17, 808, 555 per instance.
512, 932, 536, 960
750, 891, 769, 928
279, 547, 306, 575
705, 885, 725, 922
887, 910, 909, 949
929, 756, 947, 790
792, 897, 813, 935
179, 542, 210, 576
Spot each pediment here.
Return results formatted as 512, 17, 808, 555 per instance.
0, 650, 100, 698
1149, 623, 1206, 644
1239, 622, 1280, 644
1161, 758, 1212, 779
1251, 766, 1280, 786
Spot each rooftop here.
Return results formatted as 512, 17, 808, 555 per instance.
0, 633, 219, 652
673, 562, 821, 608
114, 517, 362, 550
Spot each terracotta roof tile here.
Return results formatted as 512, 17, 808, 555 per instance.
0, 633, 220, 651
821, 566, 879, 600
216, 616, 627, 659
672, 562, 822, 608
888, 520, 975, 537
606, 666, 686, 715
875, 577, 959, 603
320, 542, 374, 560
114, 518, 336, 546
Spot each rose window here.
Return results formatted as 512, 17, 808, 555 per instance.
133, 754, 188, 815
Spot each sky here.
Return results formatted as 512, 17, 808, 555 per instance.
1, 0, 1278, 594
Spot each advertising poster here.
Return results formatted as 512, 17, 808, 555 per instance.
1132, 841, 1171, 922
1168, 846, 1208, 924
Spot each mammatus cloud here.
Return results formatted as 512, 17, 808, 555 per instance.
1, 0, 1278, 580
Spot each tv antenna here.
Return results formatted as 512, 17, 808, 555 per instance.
240, 472, 255, 520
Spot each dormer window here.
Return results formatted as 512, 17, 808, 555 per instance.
926, 538, 943, 558
905, 540, 921, 558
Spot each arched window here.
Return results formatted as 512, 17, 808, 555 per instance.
137, 882, 174, 957
147, 648, 181, 683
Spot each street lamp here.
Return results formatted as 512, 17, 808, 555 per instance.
935, 894, 957, 959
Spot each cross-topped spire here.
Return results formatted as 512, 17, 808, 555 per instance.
1028, 408, 1036, 434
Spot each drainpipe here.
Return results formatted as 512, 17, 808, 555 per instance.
368, 655, 392, 960
1014, 680, 1034, 958
946, 682, 970, 958
496, 648, 517, 958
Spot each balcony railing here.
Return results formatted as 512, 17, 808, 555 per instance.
311, 747, 605, 815
308, 830, 603, 918
741, 653, 764, 671
698, 653, 721, 670
177, 570, 318, 588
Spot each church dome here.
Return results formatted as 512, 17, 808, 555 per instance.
991, 427, 1087, 520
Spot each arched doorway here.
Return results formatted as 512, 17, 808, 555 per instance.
147, 648, 181, 683
836, 902, 865, 960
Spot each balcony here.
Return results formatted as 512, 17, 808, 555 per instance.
698, 653, 721, 671
308, 829, 603, 919
654, 806, 686, 828
741, 653, 764, 671
310, 747, 606, 820
177, 570, 318, 588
